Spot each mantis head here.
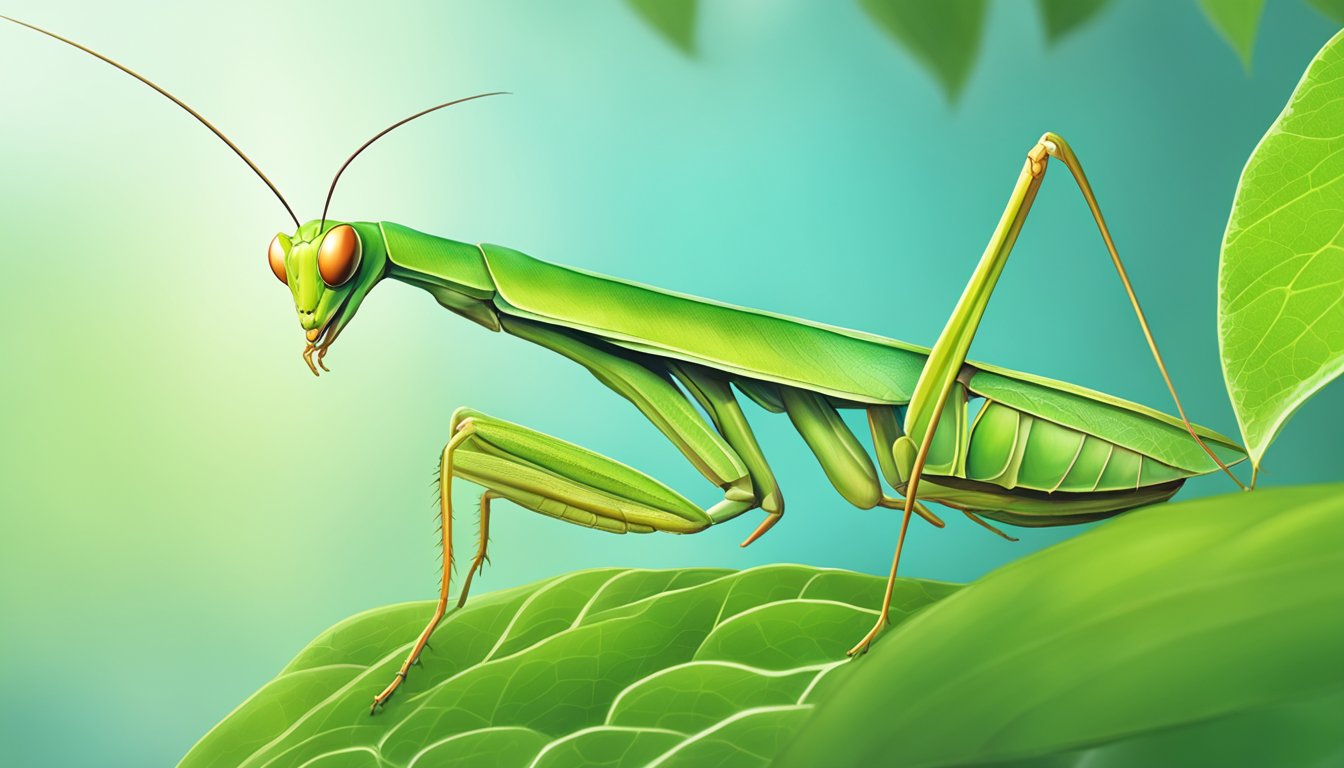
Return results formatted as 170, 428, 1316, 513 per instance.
268, 220, 387, 375
263, 90, 503, 376
0, 14, 504, 377
0, 15, 503, 376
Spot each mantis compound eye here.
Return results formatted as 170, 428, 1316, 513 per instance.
317, 224, 362, 287
268, 234, 288, 284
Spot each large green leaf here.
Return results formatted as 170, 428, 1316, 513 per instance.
1217, 30, 1344, 471
1037, 0, 1111, 43
780, 484, 1344, 767
859, 0, 987, 102
1198, 0, 1266, 69
1311, 0, 1344, 25
626, 0, 696, 54
179, 565, 958, 768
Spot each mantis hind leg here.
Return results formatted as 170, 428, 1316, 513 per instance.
850, 130, 1229, 654
848, 134, 1054, 656
370, 407, 755, 713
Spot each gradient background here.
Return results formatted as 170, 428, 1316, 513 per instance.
1, 2, 1341, 765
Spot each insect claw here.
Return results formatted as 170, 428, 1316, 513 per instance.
301, 344, 320, 376
370, 681, 400, 715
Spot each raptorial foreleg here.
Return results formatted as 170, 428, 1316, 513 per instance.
370, 406, 759, 712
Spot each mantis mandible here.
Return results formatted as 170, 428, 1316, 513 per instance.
5, 16, 1247, 714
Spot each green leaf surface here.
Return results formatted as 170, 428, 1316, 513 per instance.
1198, 0, 1265, 69
1217, 30, 1344, 470
1309, 0, 1344, 26
179, 565, 959, 768
626, 0, 696, 54
780, 484, 1344, 768
1037, 0, 1111, 43
859, 0, 987, 102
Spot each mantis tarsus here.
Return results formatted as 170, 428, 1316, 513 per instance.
5, 15, 1247, 715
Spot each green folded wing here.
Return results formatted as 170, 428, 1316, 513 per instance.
465, 242, 1245, 476
481, 244, 929, 404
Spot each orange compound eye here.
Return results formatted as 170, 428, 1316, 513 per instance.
317, 224, 362, 287
268, 234, 288, 284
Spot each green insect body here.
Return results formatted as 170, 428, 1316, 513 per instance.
282, 217, 1244, 532
5, 14, 1248, 715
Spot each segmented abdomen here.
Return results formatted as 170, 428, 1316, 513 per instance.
964, 400, 1188, 493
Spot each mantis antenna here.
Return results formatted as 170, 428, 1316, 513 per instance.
319, 92, 509, 231
0, 14, 301, 228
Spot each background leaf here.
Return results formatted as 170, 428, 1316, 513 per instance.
626, 0, 697, 54
178, 565, 958, 767
1037, 0, 1111, 43
1199, 0, 1266, 69
780, 484, 1344, 768
1309, 0, 1344, 26
859, 0, 987, 102
1218, 29, 1344, 470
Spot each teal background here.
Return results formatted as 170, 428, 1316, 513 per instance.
1, 2, 1340, 765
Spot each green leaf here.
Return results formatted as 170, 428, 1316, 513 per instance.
859, 0, 988, 103
1217, 30, 1344, 471
179, 565, 959, 767
1198, 0, 1265, 69
780, 484, 1344, 768
1037, 0, 1111, 43
626, 0, 696, 55
1309, 0, 1344, 26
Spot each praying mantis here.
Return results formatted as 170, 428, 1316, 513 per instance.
4, 15, 1247, 715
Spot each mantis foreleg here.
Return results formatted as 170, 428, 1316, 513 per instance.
501, 316, 803, 538
456, 490, 501, 606
369, 396, 764, 712
502, 317, 753, 498
371, 417, 475, 713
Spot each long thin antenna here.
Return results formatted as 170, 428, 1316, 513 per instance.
320, 92, 507, 229
1, 14, 300, 228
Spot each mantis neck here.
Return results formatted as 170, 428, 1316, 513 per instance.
377, 222, 503, 332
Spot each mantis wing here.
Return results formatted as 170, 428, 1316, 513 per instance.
476, 243, 1245, 473
378, 231, 1245, 480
